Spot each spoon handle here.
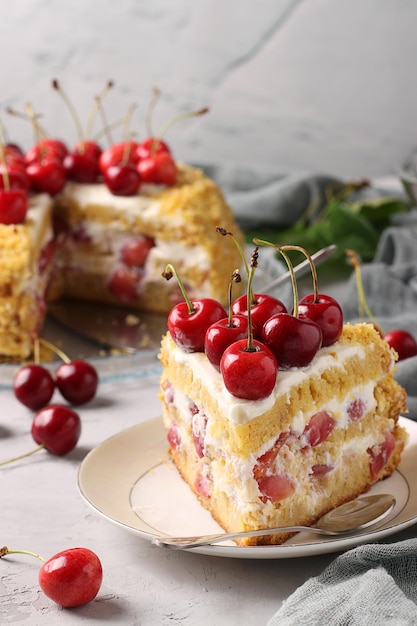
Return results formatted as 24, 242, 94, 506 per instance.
152, 524, 338, 549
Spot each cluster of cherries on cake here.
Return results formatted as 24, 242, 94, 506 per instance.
164, 236, 344, 402
0, 80, 186, 226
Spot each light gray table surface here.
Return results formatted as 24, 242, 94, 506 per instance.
1, 313, 416, 626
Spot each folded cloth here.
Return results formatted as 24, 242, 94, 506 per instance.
340, 225, 417, 421
267, 539, 417, 625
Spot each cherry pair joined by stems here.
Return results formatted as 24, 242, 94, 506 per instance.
0, 546, 102, 608
13, 338, 99, 410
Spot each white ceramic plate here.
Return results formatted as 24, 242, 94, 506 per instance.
78, 416, 417, 559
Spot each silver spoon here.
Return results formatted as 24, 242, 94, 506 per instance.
152, 493, 395, 549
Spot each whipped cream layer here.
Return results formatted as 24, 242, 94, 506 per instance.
171, 338, 371, 425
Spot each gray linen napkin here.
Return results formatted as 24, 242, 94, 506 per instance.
267, 540, 417, 625
200, 166, 417, 625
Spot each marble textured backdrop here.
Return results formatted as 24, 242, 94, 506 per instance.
1, 0, 417, 178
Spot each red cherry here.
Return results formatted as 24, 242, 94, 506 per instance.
75, 139, 102, 162
55, 360, 98, 405
232, 293, 287, 338
5, 143, 24, 160
25, 139, 68, 164
104, 163, 141, 196
119, 235, 155, 267
63, 151, 99, 183
38, 547, 102, 608
135, 137, 170, 160
256, 473, 295, 504
301, 411, 335, 448
13, 364, 55, 410
26, 158, 66, 196
262, 313, 322, 368
368, 431, 396, 480
0, 165, 31, 192
99, 141, 139, 174
168, 298, 227, 352
220, 339, 278, 400
204, 314, 248, 371
0, 189, 28, 224
298, 293, 343, 347
31, 404, 81, 455
137, 151, 177, 186
383, 329, 417, 361
108, 266, 143, 302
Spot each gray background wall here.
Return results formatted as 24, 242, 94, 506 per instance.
1, 0, 416, 179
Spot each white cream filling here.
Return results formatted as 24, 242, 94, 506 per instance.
171, 341, 369, 425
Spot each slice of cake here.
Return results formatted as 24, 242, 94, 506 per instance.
159, 322, 408, 546
50, 164, 243, 313
0, 193, 54, 359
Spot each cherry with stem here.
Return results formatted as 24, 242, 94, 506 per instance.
254, 240, 323, 368
220, 248, 278, 400
163, 263, 226, 352
346, 249, 417, 361
0, 545, 102, 608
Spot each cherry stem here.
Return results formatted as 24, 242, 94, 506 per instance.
52, 79, 84, 142
162, 264, 195, 315
93, 115, 128, 142
281, 244, 319, 302
253, 238, 300, 317
0, 546, 46, 562
121, 104, 138, 165
25, 103, 44, 146
0, 444, 45, 468
245, 248, 259, 352
146, 87, 161, 137
0, 122, 10, 192
227, 270, 242, 326
85, 80, 114, 140
152, 107, 209, 155
38, 337, 71, 364
216, 227, 254, 304
345, 249, 384, 333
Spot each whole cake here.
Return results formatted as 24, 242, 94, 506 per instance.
0, 157, 243, 360
159, 260, 408, 545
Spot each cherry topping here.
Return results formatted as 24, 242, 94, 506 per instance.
13, 364, 55, 410
232, 293, 287, 339
104, 163, 141, 196
163, 263, 226, 352
220, 248, 278, 399
135, 137, 170, 161
26, 157, 66, 196
137, 151, 177, 186
298, 293, 343, 347
205, 314, 248, 371
55, 360, 99, 405
31, 404, 81, 455
0, 189, 28, 224
262, 312, 322, 369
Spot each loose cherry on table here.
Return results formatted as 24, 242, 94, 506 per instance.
220, 248, 278, 400
163, 263, 226, 352
13, 338, 99, 409
346, 249, 417, 361
0, 546, 102, 608
0, 403, 81, 467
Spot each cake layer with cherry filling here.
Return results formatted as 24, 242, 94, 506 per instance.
159, 322, 408, 546
0, 194, 54, 359
50, 164, 243, 313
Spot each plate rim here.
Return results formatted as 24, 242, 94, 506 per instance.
78, 415, 417, 559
